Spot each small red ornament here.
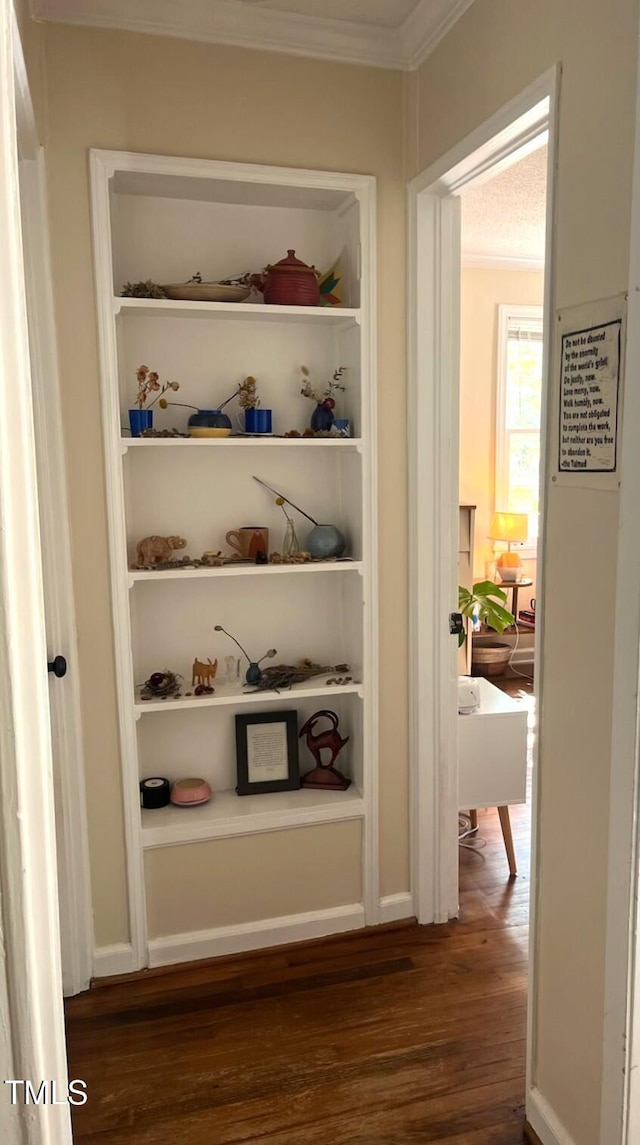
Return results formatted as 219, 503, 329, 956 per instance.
149, 672, 165, 687
323, 398, 336, 411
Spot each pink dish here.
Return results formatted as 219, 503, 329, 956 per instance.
170, 778, 212, 806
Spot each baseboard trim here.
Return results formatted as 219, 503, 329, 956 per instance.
92, 942, 136, 978
526, 1087, 577, 1145
379, 892, 414, 923
148, 903, 366, 968
524, 1120, 544, 1145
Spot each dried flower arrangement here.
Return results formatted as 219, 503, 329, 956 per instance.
237, 375, 259, 410
141, 427, 189, 438
134, 364, 180, 410
121, 280, 167, 299
158, 373, 259, 418
214, 625, 277, 686
247, 659, 351, 693
299, 365, 346, 411
253, 476, 318, 527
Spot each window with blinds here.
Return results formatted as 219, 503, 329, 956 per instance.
496, 305, 544, 544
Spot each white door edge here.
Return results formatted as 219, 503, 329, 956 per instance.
0, 4, 72, 1141
19, 148, 95, 997
14, 8, 93, 997
407, 61, 559, 1116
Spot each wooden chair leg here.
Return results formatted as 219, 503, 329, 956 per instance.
497, 806, 517, 876
469, 809, 478, 831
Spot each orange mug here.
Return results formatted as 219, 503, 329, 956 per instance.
225, 526, 269, 559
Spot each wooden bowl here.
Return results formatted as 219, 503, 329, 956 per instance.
162, 282, 251, 303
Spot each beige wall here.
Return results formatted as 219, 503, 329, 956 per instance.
146, 823, 362, 938
410, 2, 638, 1142
35, 10, 640, 1139
41, 25, 408, 947
460, 266, 543, 587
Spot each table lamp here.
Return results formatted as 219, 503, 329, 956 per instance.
489, 511, 528, 583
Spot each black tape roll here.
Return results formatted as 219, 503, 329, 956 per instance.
140, 777, 171, 809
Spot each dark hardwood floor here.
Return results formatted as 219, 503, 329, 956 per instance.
65, 695, 533, 1144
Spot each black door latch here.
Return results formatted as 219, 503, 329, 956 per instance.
449, 613, 464, 636
47, 655, 67, 678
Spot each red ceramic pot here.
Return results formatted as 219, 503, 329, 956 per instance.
260, 250, 320, 306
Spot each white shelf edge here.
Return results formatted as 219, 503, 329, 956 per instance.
128, 561, 363, 585
134, 681, 364, 715
141, 788, 365, 848
120, 436, 363, 452
114, 297, 361, 327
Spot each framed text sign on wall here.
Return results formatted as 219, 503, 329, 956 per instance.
559, 320, 621, 473
553, 296, 626, 490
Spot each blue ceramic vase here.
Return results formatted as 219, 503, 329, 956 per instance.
187, 409, 232, 438
305, 524, 346, 559
310, 403, 334, 433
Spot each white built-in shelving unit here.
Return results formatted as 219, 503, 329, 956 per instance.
90, 150, 377, 970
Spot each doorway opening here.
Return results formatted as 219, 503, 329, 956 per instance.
456, 141, 547, 903
407, 67, 558, 1127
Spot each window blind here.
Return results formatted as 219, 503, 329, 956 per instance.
507, 315, 543, 341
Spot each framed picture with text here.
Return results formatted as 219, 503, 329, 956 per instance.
235, 710, 300, 796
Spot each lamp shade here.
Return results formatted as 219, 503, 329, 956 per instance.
489, 511, 529, 544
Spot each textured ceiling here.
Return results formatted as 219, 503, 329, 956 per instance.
461, 145, 548, 265
235, 0, 421, 26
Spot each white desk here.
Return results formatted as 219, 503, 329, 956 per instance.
458, 677, 528, 875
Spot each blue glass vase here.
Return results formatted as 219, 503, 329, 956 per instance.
310, 403, 334, 433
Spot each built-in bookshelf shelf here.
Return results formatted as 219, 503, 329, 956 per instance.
141, 786, 365, 848
92, 148, 377, 971
128, 561, 363, 585
121, 436, 362, 452
115, 296, 361, 327
135, 679, 364, 715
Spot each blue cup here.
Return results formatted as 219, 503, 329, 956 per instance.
244, 408, 272, 434
333, 418, 351, 437
129, 408, 153, 437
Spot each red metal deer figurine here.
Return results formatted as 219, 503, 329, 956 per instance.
299, 709, 351, 790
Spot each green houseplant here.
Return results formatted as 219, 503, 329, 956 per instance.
458, 580, 515, 678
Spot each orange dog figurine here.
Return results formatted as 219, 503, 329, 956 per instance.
191, 658, 218, 688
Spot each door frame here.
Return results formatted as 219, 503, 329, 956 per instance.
0, 3, 72, 1141
407, 61, 558, 1120
407, 65, 558, 923
14, 8, 93, 997
601, 8, 640, 1140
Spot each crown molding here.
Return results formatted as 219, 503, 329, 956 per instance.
32, 0, 478, 71
401, 0, 476, 69
31, 0, 406, 68
462, 253, 545, 272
